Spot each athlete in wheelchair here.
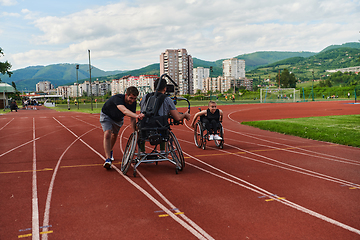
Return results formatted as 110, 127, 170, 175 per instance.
190, 100, 224, 149
121, 74, 190, 177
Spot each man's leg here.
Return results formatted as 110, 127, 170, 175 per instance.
210, 119, 218, 134
103, 130, 113, 160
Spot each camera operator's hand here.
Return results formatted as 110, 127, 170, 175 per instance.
183, 109, 190, 121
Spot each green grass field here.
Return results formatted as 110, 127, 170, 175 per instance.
47, 101, 360, 148
242, 115, 360, 148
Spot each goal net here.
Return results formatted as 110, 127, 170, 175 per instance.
260, 88, 300, 103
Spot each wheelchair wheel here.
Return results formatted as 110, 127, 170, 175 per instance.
168, 131, 185, 171
194, 122, 203, 148
121, 131, 138, 175
215, 124, 224, 149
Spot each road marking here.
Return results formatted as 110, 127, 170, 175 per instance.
32, 118, 40, 240
159, 212, 184, 217
18, 231, 53, 238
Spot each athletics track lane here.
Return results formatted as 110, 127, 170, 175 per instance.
0, 101, 359, 239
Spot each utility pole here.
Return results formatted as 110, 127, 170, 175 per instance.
88, 50, 93, 111
76, 64, 79, 109
312, 70, 315, 101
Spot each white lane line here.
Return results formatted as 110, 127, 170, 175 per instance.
0, 138, 40, 158
41, 125, 97, 240
119, 126, 214, 240
32, 118, 40, 240
0, 117, 14, 131
227, 110, 359, 163
52, 118, 211, 239
181, 150, 360, 236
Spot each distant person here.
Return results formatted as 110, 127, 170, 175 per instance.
190, 100, 223, 140
100, 86, 144, 169
10, 100, 18, 112
348, 92, 350, 98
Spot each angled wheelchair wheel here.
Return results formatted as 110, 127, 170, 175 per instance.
215, 124, 224, 149
168, 131, 185, 171
194, 122, 203, 148
121, 131, 138, 175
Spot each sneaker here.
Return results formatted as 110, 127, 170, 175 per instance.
214, 135, 222, 140
208, 134, 214, 140
110, 150, 114, 161
103, 158, 112, 169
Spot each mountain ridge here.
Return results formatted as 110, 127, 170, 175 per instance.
2, 42, 359, 91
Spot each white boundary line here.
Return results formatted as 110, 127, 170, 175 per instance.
180, 149, 360, 235
49, 117, 212, 240
0, 117, 14, 131
32, 118, 40, 240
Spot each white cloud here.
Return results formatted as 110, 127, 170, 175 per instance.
0, 0, 17, 6
1, 11, 21, 17
6, 0, 360, 70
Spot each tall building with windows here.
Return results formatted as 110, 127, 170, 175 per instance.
36, 81, 54, 92
160, 49, 193, 95
193, 67, 209, 93
223, 58, 245, 79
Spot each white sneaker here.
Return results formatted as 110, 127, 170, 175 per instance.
209, 134, 214, 140
214, 135, 222, 140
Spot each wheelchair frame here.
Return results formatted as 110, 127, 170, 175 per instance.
194, 109, 224, 150
121, 73, 189, 177
121, 126, 185, 177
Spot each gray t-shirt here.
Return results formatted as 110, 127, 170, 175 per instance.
140, 93, 177, 116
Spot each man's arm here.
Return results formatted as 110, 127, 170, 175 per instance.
190, 110, 206, 128
219, 109, 223, 122
170, 109, 190, 122
117, 105, 144, 122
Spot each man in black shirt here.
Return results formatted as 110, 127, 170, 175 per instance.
100, 86, 144, 169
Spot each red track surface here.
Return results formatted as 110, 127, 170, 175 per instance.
1, 101, 359, 239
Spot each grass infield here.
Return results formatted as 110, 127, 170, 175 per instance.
242, 115, 360, 148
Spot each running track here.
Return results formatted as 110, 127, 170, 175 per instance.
0, 101, 359, 239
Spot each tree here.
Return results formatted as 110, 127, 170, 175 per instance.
0, 48, 12, 82
279, 68, 296, 88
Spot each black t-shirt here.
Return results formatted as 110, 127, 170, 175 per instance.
101, 94, 136, 122
206, 109, 220, 121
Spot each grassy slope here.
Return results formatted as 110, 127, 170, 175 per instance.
242, 115, 360, 148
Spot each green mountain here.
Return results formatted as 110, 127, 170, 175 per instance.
247, 45, 360, 86
2, 42, 360, 91
1, 63, 123, 91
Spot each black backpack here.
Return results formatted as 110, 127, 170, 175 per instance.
140, 92, 169, 144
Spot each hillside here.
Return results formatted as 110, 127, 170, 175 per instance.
246, 46, 360, 86
2, 42, 360, 91
1, 63, 123, 91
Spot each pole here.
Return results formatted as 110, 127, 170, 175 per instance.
76, 64, 79, 109
88, 50, 93, 111
312, 70, 314, 101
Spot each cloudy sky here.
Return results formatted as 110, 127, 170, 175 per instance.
1, 0, 359, 71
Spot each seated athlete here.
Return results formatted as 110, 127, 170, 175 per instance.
190, 100, 223, 140
139, 77, 190, 154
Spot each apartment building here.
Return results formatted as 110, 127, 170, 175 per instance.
36, 81, 54, 92
202, 76, 253, 93
223, 58, 245, 79
111, 75, 158, 96
193, 67, 210, 93
160, 49, 193, 95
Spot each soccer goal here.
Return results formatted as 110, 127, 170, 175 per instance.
260, 88, 300, 103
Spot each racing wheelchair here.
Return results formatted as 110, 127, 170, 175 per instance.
194, 108, 224, 150
121, 74, 189, 177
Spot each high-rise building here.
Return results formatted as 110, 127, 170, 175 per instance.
160, 49, 193, 95
193, 67, 210, 93
223, 58, 245, 79
36, 81, 54, 92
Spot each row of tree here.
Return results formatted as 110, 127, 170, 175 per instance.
0, 48, 12, 82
